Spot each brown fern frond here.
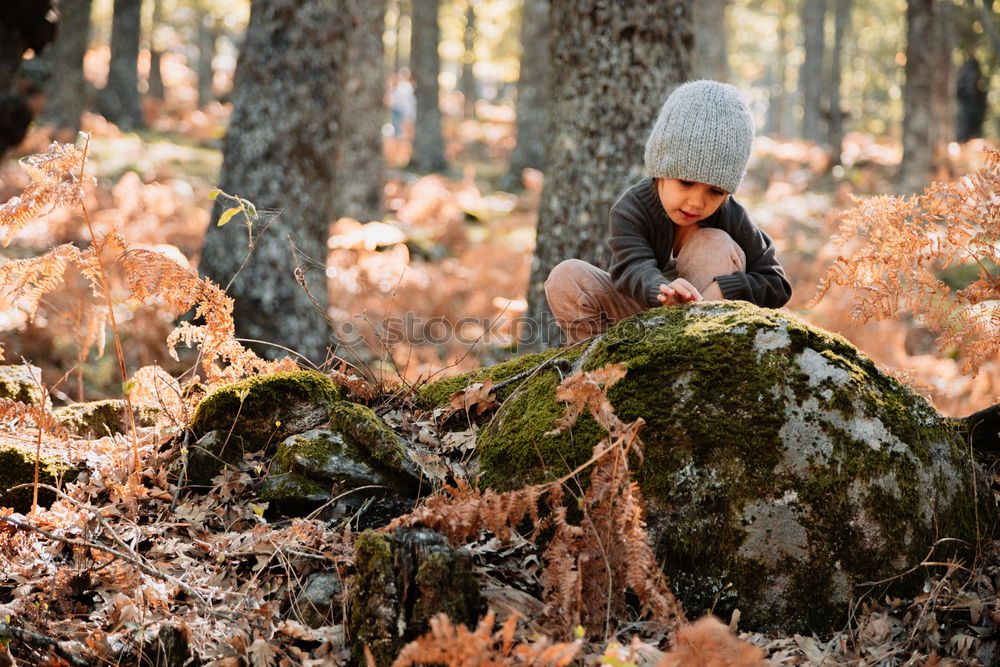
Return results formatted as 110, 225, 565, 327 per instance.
0, 398, 68, 439
0, 244, 81, 318
809, 148, 1000, 374
0, 142, 93, 246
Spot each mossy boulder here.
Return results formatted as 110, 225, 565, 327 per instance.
185, 371, 344, 484
0, 364, 50, 410
453, 302, 995, 633
0, 443, 79, 512
54, 399, 159, 437
260, 403, 421, 520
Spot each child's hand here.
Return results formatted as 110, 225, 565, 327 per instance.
658, 279, 703, 306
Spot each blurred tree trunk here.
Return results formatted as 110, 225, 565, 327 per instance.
764, 11, 789, 136
99, 0, 144, 130
196, 6, 216, 108
148, 0, 165, 100
799, 0, 826, 143
956, 56, 987, 142
41, 0, 94, 137
199, 0, 347, 364
409, 0, 446, 172
460, 2, 476, 119
524, 1, 693, 348
826, 0, 851, 156
931, 0, 954, 160
336, 0, 386, 223
692, 0, 729, 81
508, 0, 549, 178
900, 0, 945, 192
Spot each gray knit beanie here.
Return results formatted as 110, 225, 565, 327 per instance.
644, 80, 755, 194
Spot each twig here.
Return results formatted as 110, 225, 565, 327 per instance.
0, 621, 91, 667
492, 357, 573, 394
0, 513, 233, 620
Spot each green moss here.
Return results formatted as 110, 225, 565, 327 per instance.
414, 347, 571, 409
349, 531, 401, 667
328, 401, 404, 469
0, 444, 79, 512
53, 400, 160, 437
0, 365, 47, 408
258, 473, 329, 502
189, 370, 344, 448
411, 549, 481, 631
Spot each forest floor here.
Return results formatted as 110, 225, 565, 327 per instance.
0, 91, 999, 665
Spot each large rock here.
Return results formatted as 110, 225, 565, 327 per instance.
0, 364, 50, 410
427, 302, 995, 633
54, 399, 159, 438
186, 371, 345, 485
0, 443, 78, 512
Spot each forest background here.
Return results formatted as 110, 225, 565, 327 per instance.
1, 0, 998, 418
0, 0, 998, 665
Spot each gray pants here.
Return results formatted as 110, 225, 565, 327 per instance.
544, 227, 746, 344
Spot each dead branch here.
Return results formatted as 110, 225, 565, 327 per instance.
0, 621, 91, 667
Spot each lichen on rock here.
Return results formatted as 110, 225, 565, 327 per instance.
469, 302, 995, 633
0, 364, 50, 410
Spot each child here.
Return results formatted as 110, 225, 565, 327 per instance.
544, 80, 792, 345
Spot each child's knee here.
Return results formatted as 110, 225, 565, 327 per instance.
683, 228, 746, 269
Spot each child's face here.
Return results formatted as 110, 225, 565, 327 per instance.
656, 178, 729, 227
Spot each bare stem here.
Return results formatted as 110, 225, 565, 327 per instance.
78, 135, 141, 475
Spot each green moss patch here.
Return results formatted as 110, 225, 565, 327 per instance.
0, 364, 49, 409
54, 400, 159, 437
189, 370, 344, 448
0, 444, 79, 512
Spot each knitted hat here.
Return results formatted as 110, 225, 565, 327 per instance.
644, 80, 755, 194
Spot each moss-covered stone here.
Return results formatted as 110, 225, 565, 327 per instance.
0, 364, 50, 409
53, 399, 159, 437
185, 371, 344, 483
190, 370, 344, 444
348, 529, 481, 666
477, 302, 996, 633
0, 443, 79, 512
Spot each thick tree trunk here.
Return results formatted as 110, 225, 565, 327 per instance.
523, 1, 693, 348
900, 0, 942, 192
41, 0, 94, 137
99, 0, 144, 130
508, 0, 549, 177
460, 2, 476, 119
692, 0, 729, 82
827, 0, 851, 155
199, 0, 348, 364
409, 0, 446, 172
956, 56, 987, 142
336, 0, 386, 224
799, 0, 826, 143
931, 0, 954, 158
196, 8, 216, 108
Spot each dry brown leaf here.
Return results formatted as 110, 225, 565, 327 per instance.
449, 379, 499, 416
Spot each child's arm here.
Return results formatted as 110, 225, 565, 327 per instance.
714, 214, 792, 308
607, 202, 670, 307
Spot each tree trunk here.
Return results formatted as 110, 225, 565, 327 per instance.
692, 0, 729, 82
508, 0, 549, 177
198, 0, 348, 364
460, 2, 476, 119
900, 0, 942, 192
40, 0, 94, 138
764, 9, 790, 137
826, 0, 851, 155
99, 0, 144, 130
799, 0, 826, 143
409, 0, 446, 172
196, 6, 216, 108
148, 0, 165, 100
523, 1, 693, 348
956, 56, 987, 142
336, 0, 386, 224
931, 0, 954, 160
